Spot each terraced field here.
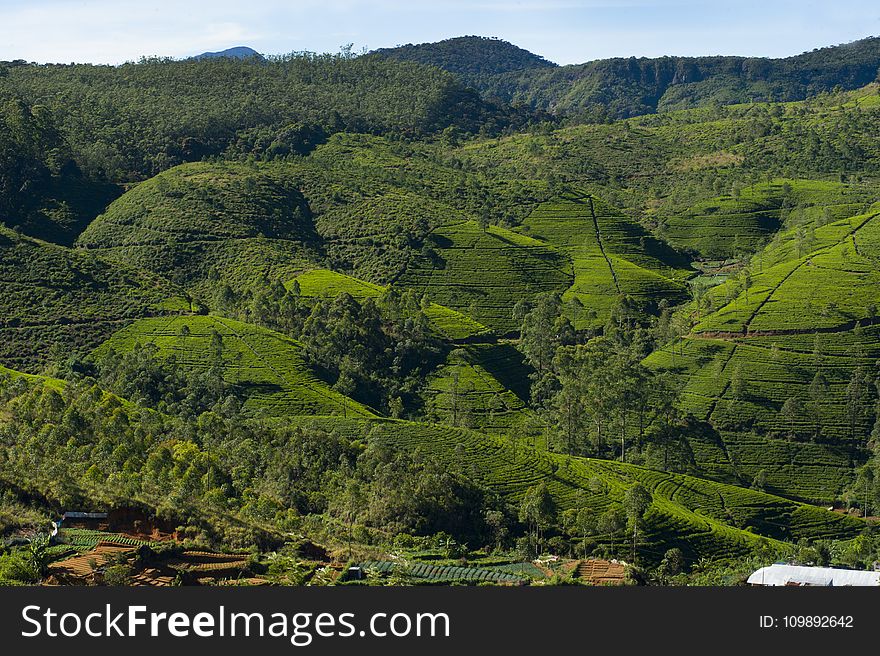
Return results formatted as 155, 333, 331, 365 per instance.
645, 203, 880, 501
519, 190, 691, 328
290, 269, 490, 340
396, 220, 573, 333
314, 190, 472, 285
93, 315, 375, 418
76, 162, 322, 296
420, 343, 534, 433
0, 225, 187, 373
300, 417, 861, 563
662, 179, 878, 259
359, 560, 526, 585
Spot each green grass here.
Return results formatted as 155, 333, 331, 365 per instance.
289, 268, 490, 341
93, 315, 376, 418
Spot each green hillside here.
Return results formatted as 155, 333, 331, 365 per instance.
419, 343, 534, 433
290, 268, 490, 340
0, 53, 517, 182
76, 162, 321, 296
0, 225, 187, 373
661, 179, 878, 259
307, 417, 863, 563
378, 35, 880, 120
519, 189, 691, 327
8, 34, 880, 583
645, 205, 880, 501
396, 220, 573, 333
93, 315, 375, 418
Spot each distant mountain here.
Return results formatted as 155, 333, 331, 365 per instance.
375, 35, 880, 119
373, 36, 555, 80
190, 46, 264, 61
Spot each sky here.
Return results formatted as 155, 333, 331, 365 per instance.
0, 0, 879, 66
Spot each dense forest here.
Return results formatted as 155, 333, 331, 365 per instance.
376, 35, 880, 119
3, 35, 880, 587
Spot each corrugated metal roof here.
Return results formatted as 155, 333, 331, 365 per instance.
747, 564, 880, 586
62, 511, 108, 519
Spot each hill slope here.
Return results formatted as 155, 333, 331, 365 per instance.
0, 225, 187, 372
190, 46, 264, 61
93, 315, 375, 418
300, 417, 863, 563
379, 35, 880, 119
373, 36, 555, 80
645, 205, 880, 501
77, 162, 322, 297
519, 190, 691, 327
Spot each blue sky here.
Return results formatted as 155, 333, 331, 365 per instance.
1, 0, 878, 65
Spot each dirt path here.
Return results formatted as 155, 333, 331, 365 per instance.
587, 196, 621, 294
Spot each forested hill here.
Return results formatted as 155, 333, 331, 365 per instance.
373, 36, 557, 77
190, 46, 265, 61
373, 35, 880, 119
0, 52, 525, 183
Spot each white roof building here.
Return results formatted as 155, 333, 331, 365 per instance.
747, 563, 880, 587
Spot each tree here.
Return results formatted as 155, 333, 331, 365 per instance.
519, 483, 555, 556
751, 469, 768, 491
660, 547, 685, 578
729, 365, 747, 401
808, 369, 829, 436
334, 480, 366, 561
483, 509, 508, 552
623, 484, 652, 562
780, 396, 805, 439
598, 507, 626, 557
845, 367, 870, 440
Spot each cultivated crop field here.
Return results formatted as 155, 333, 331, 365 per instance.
657, 179, 873, 258
396, 220, 573, 333
93, 315, 374, 417
420, 343, 534, 433
315, 417, 865, 563
359, 561, 527, 585
0, 225, 187, 372
290, 268, 490, 340
520, 190, 691, 327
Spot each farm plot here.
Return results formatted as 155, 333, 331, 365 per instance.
396, 220, 573, 333
661, 179, 877, 259
359, 561, 526, 585
76, 162, 322, 298
93, 315, 375, 418
352, 418, 861, 563
289, 269, 490, 340
646, 330, 876, 500
0, 225, 186, 373
695, 209, 880, 334
419, 343, 534, 433
519, 191, 690, 328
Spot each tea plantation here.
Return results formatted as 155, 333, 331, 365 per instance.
519, 189, 691, 327
290, 268, 490, 340
396, 220, 573, 333
0, 225, 188, 373
93, 315, 375, 418
314, 417, 864, 563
